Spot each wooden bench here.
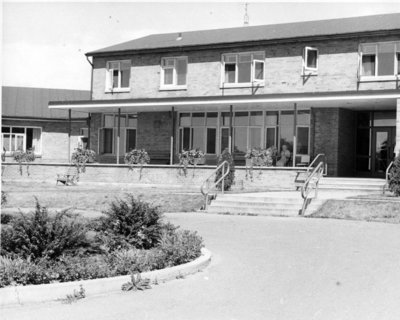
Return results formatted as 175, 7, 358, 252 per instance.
56, 166, 79, 186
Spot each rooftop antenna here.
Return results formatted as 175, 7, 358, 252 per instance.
243, 3, 249, 26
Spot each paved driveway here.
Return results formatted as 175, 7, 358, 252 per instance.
3, 213, 400, 320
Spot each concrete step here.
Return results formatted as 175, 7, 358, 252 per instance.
214, 196, 303, 204
210, 201, 302, 210
206, 205, 300, 216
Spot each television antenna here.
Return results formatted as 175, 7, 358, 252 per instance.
243, 3, 249, 26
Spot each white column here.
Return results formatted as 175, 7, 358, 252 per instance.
395, 98, 400, 156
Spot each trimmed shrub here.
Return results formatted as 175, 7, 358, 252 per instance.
389, 155, 400, 196
1, 200, 88, 260
96, 195, 164, 251
215, 148, 235, 191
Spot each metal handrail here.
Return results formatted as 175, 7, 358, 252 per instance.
300, 160, 325, 215
200, 160, 230, 210
307, 153, 326, 174
383, 161, 394, 195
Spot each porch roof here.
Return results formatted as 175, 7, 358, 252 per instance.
48, 90, 400, 113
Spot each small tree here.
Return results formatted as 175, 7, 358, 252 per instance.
389, 155, 400, 196
13, 149, 35, 176
124, 149, 150, 180
215, 149, 235, 191
178, 149, 205, 177
71, 148, 96, 180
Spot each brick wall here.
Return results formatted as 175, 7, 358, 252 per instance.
92, 35, 400, 100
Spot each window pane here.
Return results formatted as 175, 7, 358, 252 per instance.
120, 61, 130, 70
266, 127, 276, 149
225, 64, 236, 83
206, 128, 216, 154
191, 127, 205, 151
297, 110, 310, 125
238, 61, 251, 83
127, 114, 137, 127
26, 128, 33, 150
176, 58, 187, 85
12, 127, 25, 133
180, 127, 191, 151
126, 129, 136, 151
250, 111, 263, 126
397, 53, 400, 75
164, 58, 175, 67
254, 61, 264, 80
206, 112, 218, 126
239, 54, 252, 63
249, 127, 262, 149
361, 44, 376, 54
234, 111, 248, 126
280, 111, 294, 152
297, 127, 309, 154
253, 52, 264, 60
220, 112, 231, 126
2, 127, 10, 133
362, 55, 376, 76
266, 111, 278, 126
15, 135, 24, 151
220, 128, 230, 153
378, 43, 395, 76
306, 49, 317, 68
233, 127, 247, 154
121, 69, 130, 88
112, 69, 119, 88
2, 134, 11, 151
102, 128, 113, 154
108, 62, 119, 70
179, 113, 191, 126
104, 115, 114, 127
192, 113, 205, 126
224, 54, 236, 63
374, 111, 396, 127
164, 68, 173, 85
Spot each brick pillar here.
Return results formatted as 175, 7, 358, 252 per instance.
395, 98, 400, 156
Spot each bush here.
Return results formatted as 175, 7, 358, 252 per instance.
1, 191, 7, 206
96, 195, 164, 251
215, 148, 235, 191
1, 200, 88, 260
1, 213, 14, 225
13, 149, 35, 176
71, 147, 96, 178
389, 155, 400, 196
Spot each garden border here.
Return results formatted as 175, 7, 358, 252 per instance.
0, 248, 211, 307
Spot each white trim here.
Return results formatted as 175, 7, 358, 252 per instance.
160, 56, 188, 89
105, 60, 131, 92
303, 46, 318, 75
1, 125, 43, 155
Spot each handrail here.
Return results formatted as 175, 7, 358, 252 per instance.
307, 153, 326, 173
383, 161, 394, 195
300, 160, 325, 215
200, 160, 230, 210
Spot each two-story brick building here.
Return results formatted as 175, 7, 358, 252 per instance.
49, 13, 400, 177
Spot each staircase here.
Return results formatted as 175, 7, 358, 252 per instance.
318, 177, 386, 193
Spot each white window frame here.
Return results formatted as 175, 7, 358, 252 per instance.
359, 41, 400, 81
105, 60, 131, 93
303, 46, 319, 75
1, 126, 42, 156
220, 51, 265, 88
160, 56, 188, 90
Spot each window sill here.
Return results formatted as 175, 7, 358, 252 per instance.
220, 82, 265, 89
302, 70, 318, 76
358, 75, 400, 82
159, 86, 187, 91
105, 88, 131, 93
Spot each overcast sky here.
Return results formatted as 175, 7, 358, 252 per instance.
2, 1, 400, 91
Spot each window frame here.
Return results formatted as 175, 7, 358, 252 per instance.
303, 46, 319, 75
160, 56, 188, 90
359, 41, 400, 81
220, 51, 265, 88
105, 60, 131, 93
1, 125, 42, 156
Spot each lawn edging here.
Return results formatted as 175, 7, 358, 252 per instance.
0, 248, 211, 307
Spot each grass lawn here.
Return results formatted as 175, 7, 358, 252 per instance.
309, 196, 400, 224
2, 181, 204, 214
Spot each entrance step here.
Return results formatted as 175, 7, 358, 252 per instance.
318, 177, 385, 192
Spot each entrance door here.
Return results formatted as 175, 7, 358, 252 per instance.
371, 127, 396, 177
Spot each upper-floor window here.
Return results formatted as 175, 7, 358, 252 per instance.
221, 51, 265, 87
105, 60, 131, 92
160, 56, 187, 90
303, 47, 318, 75
359, 42, 400, 79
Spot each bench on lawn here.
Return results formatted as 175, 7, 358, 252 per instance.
56, 166, 79, 186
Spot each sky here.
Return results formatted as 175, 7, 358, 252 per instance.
2, 1, 400, 91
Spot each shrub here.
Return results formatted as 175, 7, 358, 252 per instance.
96, 195, 164, 251
389, 155, 400, 196
178, 149, 205, 177
124, 149, 150, 180
215, 148, 235, 191
13, 149, 35, 176
1, 213, 15, 225
107, 248, 163, 274
71, 147, 96, 178
1, 191, 7, 206
1, 200, 88, 260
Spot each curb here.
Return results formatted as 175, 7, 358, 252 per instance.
0, 248, 211, 307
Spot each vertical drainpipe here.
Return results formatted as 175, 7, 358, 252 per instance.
229, 105, 233, 153
68, 109, 72, 162
293, 103, 297, 167
171, 106, 175, 165
117, 108, 121, 164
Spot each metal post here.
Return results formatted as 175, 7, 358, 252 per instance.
68, 109, 71, 162
229, 105, 233, 153
117, 108, 121, 164
293, 103, 297, 167
87, 113, 91, 149
222, 163, 225, 194
170, 106, 175, 165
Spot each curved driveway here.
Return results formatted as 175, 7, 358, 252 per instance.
3, 213, 400, 320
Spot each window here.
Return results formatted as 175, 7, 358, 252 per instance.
303, 47, 318, 74
397, 53, 400, 75
1, 126, 41, 154
99, 114, 137, 155
160, 56, 187, 89
106, 60, 131, 92
360, 42, 400, 79
221, 52, 265, 86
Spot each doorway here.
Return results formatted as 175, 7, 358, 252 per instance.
371, 127, 396, 177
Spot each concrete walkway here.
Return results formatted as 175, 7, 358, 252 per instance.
3, 213, 400, 320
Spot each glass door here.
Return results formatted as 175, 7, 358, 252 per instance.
371, 128, 395, 177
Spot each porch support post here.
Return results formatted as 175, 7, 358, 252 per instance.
395, 99, 400, 156
293, 103, 297, 167
170, 106, 175, 165
117, 108, 121, 164
68, 109, 71, 163
229, 105, 233, 153
87, 113, 91, 149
